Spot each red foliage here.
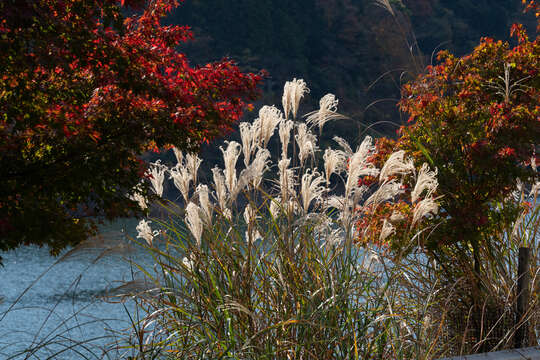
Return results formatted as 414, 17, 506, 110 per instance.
0, 0, 263, 255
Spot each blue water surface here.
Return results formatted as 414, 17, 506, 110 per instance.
0, 218, 154, 360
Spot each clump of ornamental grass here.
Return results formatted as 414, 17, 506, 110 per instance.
122, 79, 445, 359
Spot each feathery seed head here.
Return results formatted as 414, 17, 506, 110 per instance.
185, 202, 203, 248
146, 160, 167, 197
333, 136, 353, 156
128, 183, 148, 210
243, 203, 259, 225
269, 197, 281, 219
172, 147, 184, 166
279, 119, 294, 159
220, 141, 242, 194
306, 94, 345, 134
323, 148, 346, 184
295, 123, 318, 166
170, 164, 192, 203
278, 158, 295, 201
301, 169, 326, 213
379, 219, 395, 242
411, 163, 438, 202
365, 179, 403, 208
379, 150, 415, 183
239, 122, 257, 167
345, 136, 379, 196
249, 147, 271, 188
185, 153, 202, 187
196, 184, 213, 225
411, 197, 439, 227
136, 219, 158, 246
211, 166, 228, 211
282, 78, 309, 120
257, 105, 283, 148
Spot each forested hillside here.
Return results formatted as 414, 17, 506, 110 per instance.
168, 0, 535, 138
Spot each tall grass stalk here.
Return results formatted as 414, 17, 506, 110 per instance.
125, 80, 445, 359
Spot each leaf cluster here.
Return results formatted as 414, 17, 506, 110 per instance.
0, 0, 263, 257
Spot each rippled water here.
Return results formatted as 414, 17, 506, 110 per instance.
0, 218, 153, 360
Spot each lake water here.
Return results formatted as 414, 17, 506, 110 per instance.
0, 218, 152, 360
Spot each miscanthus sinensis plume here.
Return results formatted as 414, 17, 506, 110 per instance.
196, 184, 213, 225
239, 122, 258, 167
279, 119, 294, 159
147, 160, 167, 197
411, 197, 439, 228
345, 136, 378, 198
185, 202, 203, 248
220, 141, 242, 194
301, 169, 326, 213
133, 78, 441, 260
211, 166, 228, 212
282, 78, 309, 120
256, 106, 283, 148
295, 123, 318, 167
278, 158, 295, 202
136, 219, 158, 246
411, 163, 438, 203
170, 163, 192, 203
379, 150, 415, 183
172, 146, 184, 166
306, 93, 346, 135
249, 148, 271, 188
185, 153, 202, 187
323, 148, 346, 185
128, 182, 148, 210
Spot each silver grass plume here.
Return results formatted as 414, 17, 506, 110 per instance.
220, 141, 242, 194
305, 94, 345, 134
279, 119, 294, 159
374, 0, 396, 16
130, 192, 148, 210
243, 204, 262, 245
379, 150, 415, 183
411, 163, 438, 203
256, 105, 283, 148
211, 166, 228, 211
295, 123, 318, 167
282, 78, 309, 120
323, 148, 346, 184
239, 122, 257, 167
136, 219, 158, 246
147, 160, 166, 197
196, 184, 213, 225
390, 210, 406, 223
185, 153, 202, 187
345, 136, 378, 198
365, 179, 403, 208
243, 203, 259, 224
185, 202, 203, 248
128, 182, 148, 210
333, 136, 353, 157
230, 167, 253, 202
249, 147, 271, 188
269, 197, 281, 219
411, 197, 439, 228
301, 169, 326, 213
169, 164, 192, 203
278, 158, 295, 202
172, 146, 183, 166
379, 219, 395, 242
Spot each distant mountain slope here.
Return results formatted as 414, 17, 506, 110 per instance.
168, 0, 534, 137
